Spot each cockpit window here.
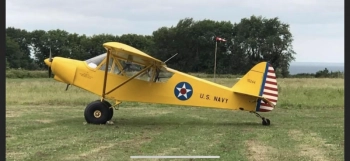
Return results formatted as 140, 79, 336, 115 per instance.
85, 53, 107, 68
84, 52, 174, 83
99, 57, 114, 72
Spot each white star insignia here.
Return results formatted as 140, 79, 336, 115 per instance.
176, 83, 192, 99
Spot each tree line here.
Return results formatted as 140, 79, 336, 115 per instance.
6, 15, 296, 77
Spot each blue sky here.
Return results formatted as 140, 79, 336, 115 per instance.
6, 0, 344, 63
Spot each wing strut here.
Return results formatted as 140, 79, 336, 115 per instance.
105, 64, 153, 95
101, 49, 111, 101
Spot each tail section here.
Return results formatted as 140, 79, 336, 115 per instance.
232, 62, 279, 112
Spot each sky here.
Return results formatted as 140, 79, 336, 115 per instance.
6, 0, 344, 63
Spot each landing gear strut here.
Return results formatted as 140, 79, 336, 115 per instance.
84, 100, 114, 124
250, 111, 270, 126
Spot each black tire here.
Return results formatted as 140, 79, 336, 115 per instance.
96, 100, 114, 121
103, 101, 114, 121
262, 118, 270, 126
265, 119, 270, 125
84, 101, 110, 124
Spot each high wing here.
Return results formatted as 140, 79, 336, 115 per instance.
103, 42, 165, 67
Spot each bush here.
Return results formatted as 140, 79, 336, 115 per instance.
289, 68, 344, 78
6, 69, 48, 78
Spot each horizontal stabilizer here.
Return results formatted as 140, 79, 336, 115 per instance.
233, 91, 276, 108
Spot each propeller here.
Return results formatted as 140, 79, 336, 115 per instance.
46, 48, 70, 91
48, 48, 53, 78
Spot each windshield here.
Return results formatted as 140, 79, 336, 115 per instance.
85, 53, 106, 68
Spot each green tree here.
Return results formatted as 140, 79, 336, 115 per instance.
30, 29, 48, 68
6, 27, 33, 69
152, 18, 235, 73
6, 35, 24, 69
118, 34, 154, 54
87, 34, 118, 58
67, 33, 91, 60
232, 15, 296, 77
30, 29, 72, 68
7, 16, 296, 75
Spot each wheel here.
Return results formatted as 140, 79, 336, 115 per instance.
84, 101, 110, 124
94, 100, 114, 121
262, 118, 270, 126
105, 102, 114, 121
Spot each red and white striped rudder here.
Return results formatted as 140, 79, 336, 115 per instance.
257, 63, 278, 112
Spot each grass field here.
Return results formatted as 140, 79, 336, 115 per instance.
6, 77, 344, 161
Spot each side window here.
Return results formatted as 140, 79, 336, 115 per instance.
151, 67, 174, 83
112, 63, 120, 74
98, 57, 123, 74
99, 57, 113, 72
89, 53, 175, 83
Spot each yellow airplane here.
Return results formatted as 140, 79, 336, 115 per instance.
44, 42, 278, 126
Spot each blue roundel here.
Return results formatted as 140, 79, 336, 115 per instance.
174, 82, 193, 101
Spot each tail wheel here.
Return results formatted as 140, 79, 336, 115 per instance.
262, 118, 270, 126
84, 100, 111, 124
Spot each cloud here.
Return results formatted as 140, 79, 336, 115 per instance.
292, 36, 343, 63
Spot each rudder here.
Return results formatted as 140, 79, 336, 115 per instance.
256, 63, 278, 112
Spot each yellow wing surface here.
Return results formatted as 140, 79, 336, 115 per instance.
103, 42, 165, 67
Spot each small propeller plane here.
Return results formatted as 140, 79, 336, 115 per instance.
44, 42, 278, 126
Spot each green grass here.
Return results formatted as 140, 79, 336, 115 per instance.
6, 78, 344, 161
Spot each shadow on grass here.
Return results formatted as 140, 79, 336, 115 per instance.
54, 115, 271, 128
12, 114, 274, 134
116, 116, 272, 128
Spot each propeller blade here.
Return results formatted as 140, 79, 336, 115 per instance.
49, 48, 53, 62
48, 47, 53, 78
48, 67, 52, 78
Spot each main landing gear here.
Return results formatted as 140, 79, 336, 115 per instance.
250, 111, 270, 126
84, 100, 114, 124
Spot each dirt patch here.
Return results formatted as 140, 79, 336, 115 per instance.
6, 110, 22, 118
35, 119, 53, 123
122, 107, 175, 116
64, 128, 162, 160
143, 110, 174, 116
289, 130, 334, 161
63, 143, 121, 160
39, 127, 56, 132
6, 152, 28, 160
208, 133, 224, 148
156, 147, 180, 156
79, 143, 116, 158
187, 114, 208, 120
245, 140, 277, 161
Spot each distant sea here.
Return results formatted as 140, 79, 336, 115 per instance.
289, 62, 344, 75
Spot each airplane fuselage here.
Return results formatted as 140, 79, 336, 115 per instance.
51, 57, 258, 112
